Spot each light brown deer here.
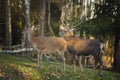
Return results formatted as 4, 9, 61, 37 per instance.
59, 26, 105, 76
27, 26, 67, 71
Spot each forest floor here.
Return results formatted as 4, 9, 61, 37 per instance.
0, 53, 120, 80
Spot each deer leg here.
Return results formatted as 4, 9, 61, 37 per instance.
94, 55, 103, 76
40, 53, 43, 69
37, 53, 40, 70
98, 64, 102, 76
58, 51, 66, 71
73, 55, 77, 72
37, 51, 43, 70
61, 52, 65, 72
61, 54, 66, 72
98, 56, 103, 76
79, 56, 83, 72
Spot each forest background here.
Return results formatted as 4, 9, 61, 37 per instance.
0, 0, 120, 73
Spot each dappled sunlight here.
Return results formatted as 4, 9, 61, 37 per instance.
8, 61, 42, 80
0, 53, 42, 80
0, 72, 4, 77
0, 62, 25, 80
0, 53, 120, 80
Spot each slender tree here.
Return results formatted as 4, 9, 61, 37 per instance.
39, 0, 46, 36
114, 0, 120, 72
5, 0, 12, 50
25, 0, 30, 28
22, 0, 30, 56
47, 0, 55, 36
23, 0, 30, 48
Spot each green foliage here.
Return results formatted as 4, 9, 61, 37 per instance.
76, 16, 114, 41
71, 0, 119, 42
95, 0, 117, 18
0, 53, 42, 80
0, 53, 120, 80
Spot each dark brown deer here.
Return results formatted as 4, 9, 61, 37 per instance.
27, 26, 67, 71
60, 26, 104, 76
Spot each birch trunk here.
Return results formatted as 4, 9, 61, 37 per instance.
22, 0, 30, 56
90, 0, 95, 19
24, 0, 30, 48
84, 0, 88, 20
25, 0, 30, 28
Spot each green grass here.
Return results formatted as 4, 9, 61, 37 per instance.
0, 53, 120, 80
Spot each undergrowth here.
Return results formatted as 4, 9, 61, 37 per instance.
0, 53, 120, 80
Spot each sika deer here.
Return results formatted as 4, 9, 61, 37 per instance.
27, 26, 67, 71
60, 27, 104, 76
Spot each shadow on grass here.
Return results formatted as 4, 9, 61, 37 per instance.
0, 62, 25, 80
0, 53, 120, 80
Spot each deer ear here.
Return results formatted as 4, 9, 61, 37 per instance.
60, 24, 65, 30
31, 25, 35, 30
34, 27, 37, 30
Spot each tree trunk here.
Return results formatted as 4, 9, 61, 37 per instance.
47, 0, 55, 36
5, 0, 12, 50
90, 0, 95, 19
113, 0, 120, 72
25, 0, 30, 28
22, 0, 30, 56
24, 0, 30, 47
114, 33, 120, 72
24, 0, 30, 48
0, 0, 6, 46
84, 0, 88, 20
39, 0, 46, 36
60, 0, 73, 27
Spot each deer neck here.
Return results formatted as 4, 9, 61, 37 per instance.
28, 30, 36, 44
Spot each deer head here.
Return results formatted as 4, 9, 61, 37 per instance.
59, 25, 74, 38
26, 25, 37, 34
